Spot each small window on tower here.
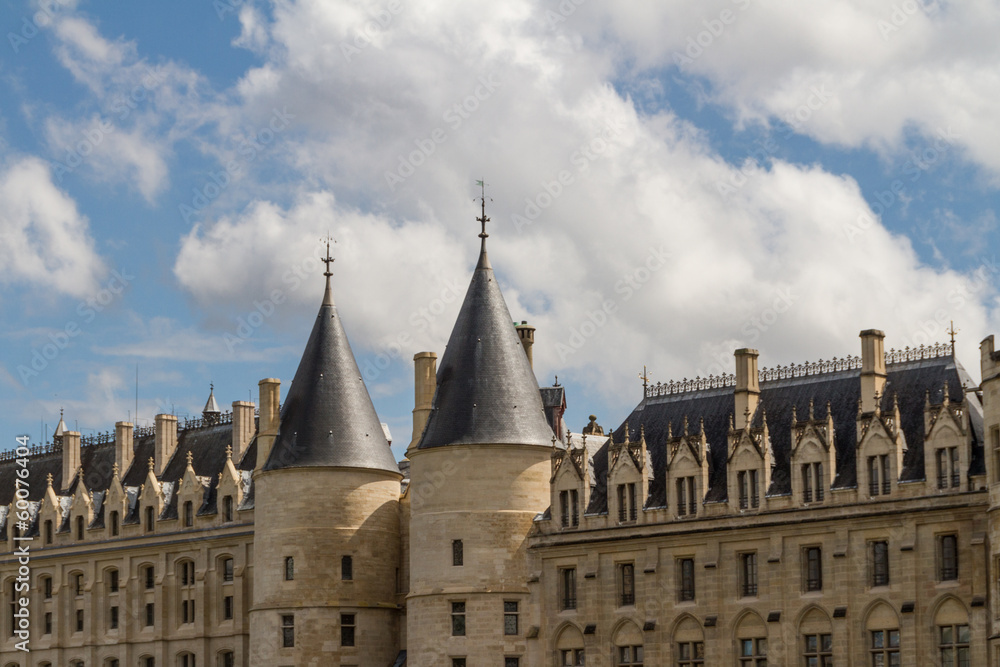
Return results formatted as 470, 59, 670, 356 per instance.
284, 557, 294, 581
342, 555, 353, 581
453, 539, 464, 567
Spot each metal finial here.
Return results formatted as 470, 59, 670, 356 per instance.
947, 320, 959, 355
321, 234, 336, 278
475, 180, 491, 241
639, 366, 650, 396
225, 444, 233, 459
554, 374, 559, 386
186, 450, 194, 466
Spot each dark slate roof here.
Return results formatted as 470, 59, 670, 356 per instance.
264, 276, 400, 473
587, 354, 983, 514
418, 241, 554, 448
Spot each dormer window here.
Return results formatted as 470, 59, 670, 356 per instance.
936, 448, 960, 489
676, 477, 697, 517
868, 455, 890, 497
183, 501, 194, 527
617, 483, 637, 522
559, 490, 580, 528
802, 463, 824, 503
737, 470, 759, 509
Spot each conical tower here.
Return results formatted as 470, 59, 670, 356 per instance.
249, 243, 403, 667
407, 194, 555, 664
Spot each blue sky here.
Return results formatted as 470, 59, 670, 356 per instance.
1, 0, 998, 459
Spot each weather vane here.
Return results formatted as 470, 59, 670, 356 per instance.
947, 320, 959, 354
475, 180, 491, 239
639, 366, 651, 394
321, 233, 337, 277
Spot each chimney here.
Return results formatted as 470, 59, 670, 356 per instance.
982, 335, 1000, 384
154, 414, 178, 477
409, 352, 437, 452
232, 401, 255, 462
62, 431, 81, 491
256, 378, 281, 472
515, 321, 536, 368
115, 422, 133, 474
860, 329, 887, 413
734, 348, 760, 429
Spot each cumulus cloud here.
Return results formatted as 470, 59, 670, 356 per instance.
161, 0, 998, 422
0, 156, 106, 298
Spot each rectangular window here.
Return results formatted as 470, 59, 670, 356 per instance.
342, 555, 353, 581
679, 558, 695, 602
938, 448, 949, 489
145, 505, 154, 532
284, 557, 294, 581
109, 569, 119, 592
951, 447, 960, 488
76, 608, 84, 632
453, 539, 464, 566
145, 565, 154, 590
341, 613, 355, 647
223, 595, 234, 620
145, 603, 154, 627
805, 547, 823, 592
44, 612, 52, 634
802, 462, 824, 503
560, 490, 569, 527
677, 641, 704, 666
617, 483, 637, 522
738, 638, 767, 666
619, 563, 635, 606
221, 652, 234, 667
110, 511, 119, 536
869, 455, 880, 497
738, 470, 759, 508
939, 624, 970, 667
740, 552, 758, 597
74, 572, 84, 595
281, 614, 294, 647
45, 520, 52, 544
452, 659, 466, 667
182, 599, 195, 624
184, 501, 193, 527
618, 645, 644, 666
803, 633, 832, 666
941, 534, 959, 581
815, 462, 824, 501
881, 454, 891, 495
561, 649, 585, 666
43, 577, 52, 598
571, 489, 579, 526
870, 629, 900, 666
505, 658, 520, 667
676, 477, 696, 517
223, 495, 233, 523
803, 463, 813, 502
110, 605, 119, 629
992, 426, 1000, 483
504, 601, 519, 635
628, 483, 637, 520
750, 469, 759, 507
560, 567, 577, 610
451, 601, 466, 636
872, 540, 890, 587
223, 558, 234, 582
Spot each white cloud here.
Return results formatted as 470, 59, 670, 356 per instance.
0, 156, 106, 298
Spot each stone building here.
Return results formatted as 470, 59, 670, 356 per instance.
1, 222, 997, 667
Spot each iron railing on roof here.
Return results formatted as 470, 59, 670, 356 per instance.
0, 441, 60, 461
645, 341, 953, 398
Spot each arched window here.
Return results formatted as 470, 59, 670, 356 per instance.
672, 616, 704, 666
218, 651, 235, 667
866, 602, 900, 666
613, 622, 644, 666
935, 598, 970, 667
735, 612, 767, 667
178, 560, 196, 625
104, 658, 120, 667
798, 607, 832, 666
555, 624, 584, 666
178, 652, 196, 667
184, 501, 194, 528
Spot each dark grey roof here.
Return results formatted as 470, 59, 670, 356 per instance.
418, 242, 554, 448
587, 354, 983, 514
264, 276, 400, 474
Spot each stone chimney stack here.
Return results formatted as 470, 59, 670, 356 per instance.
154, 414, 178, 477
115, 422, 133, 474
255, 378, 280, 472
860, 329, 887, 413
515, 321, 536, 368
62, 431, 81, 490
232, 401, 255, 463
409, 352, 438, 453
734, 348, 760, 429
981, 335, 1000, 506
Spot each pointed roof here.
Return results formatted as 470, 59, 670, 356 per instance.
418, 227, 554, 449
263, 256, 400, 474
202, 384, 221, 416
54, 409, 66, 438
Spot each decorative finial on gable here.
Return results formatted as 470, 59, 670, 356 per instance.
639, 424, 645, 442
77, 466, 84, 481
942, 380, 950, 405
112, 463, 119, 478
186, 450, 194, 467
699, 416, 705, 436
148, 457, 155, 472
46, 472, 53, 488
729, 412, 735, 431
682, 415, 689, 437
225, 444, 233, 460
791, 405, 798, 424
667, 421, 673, 439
